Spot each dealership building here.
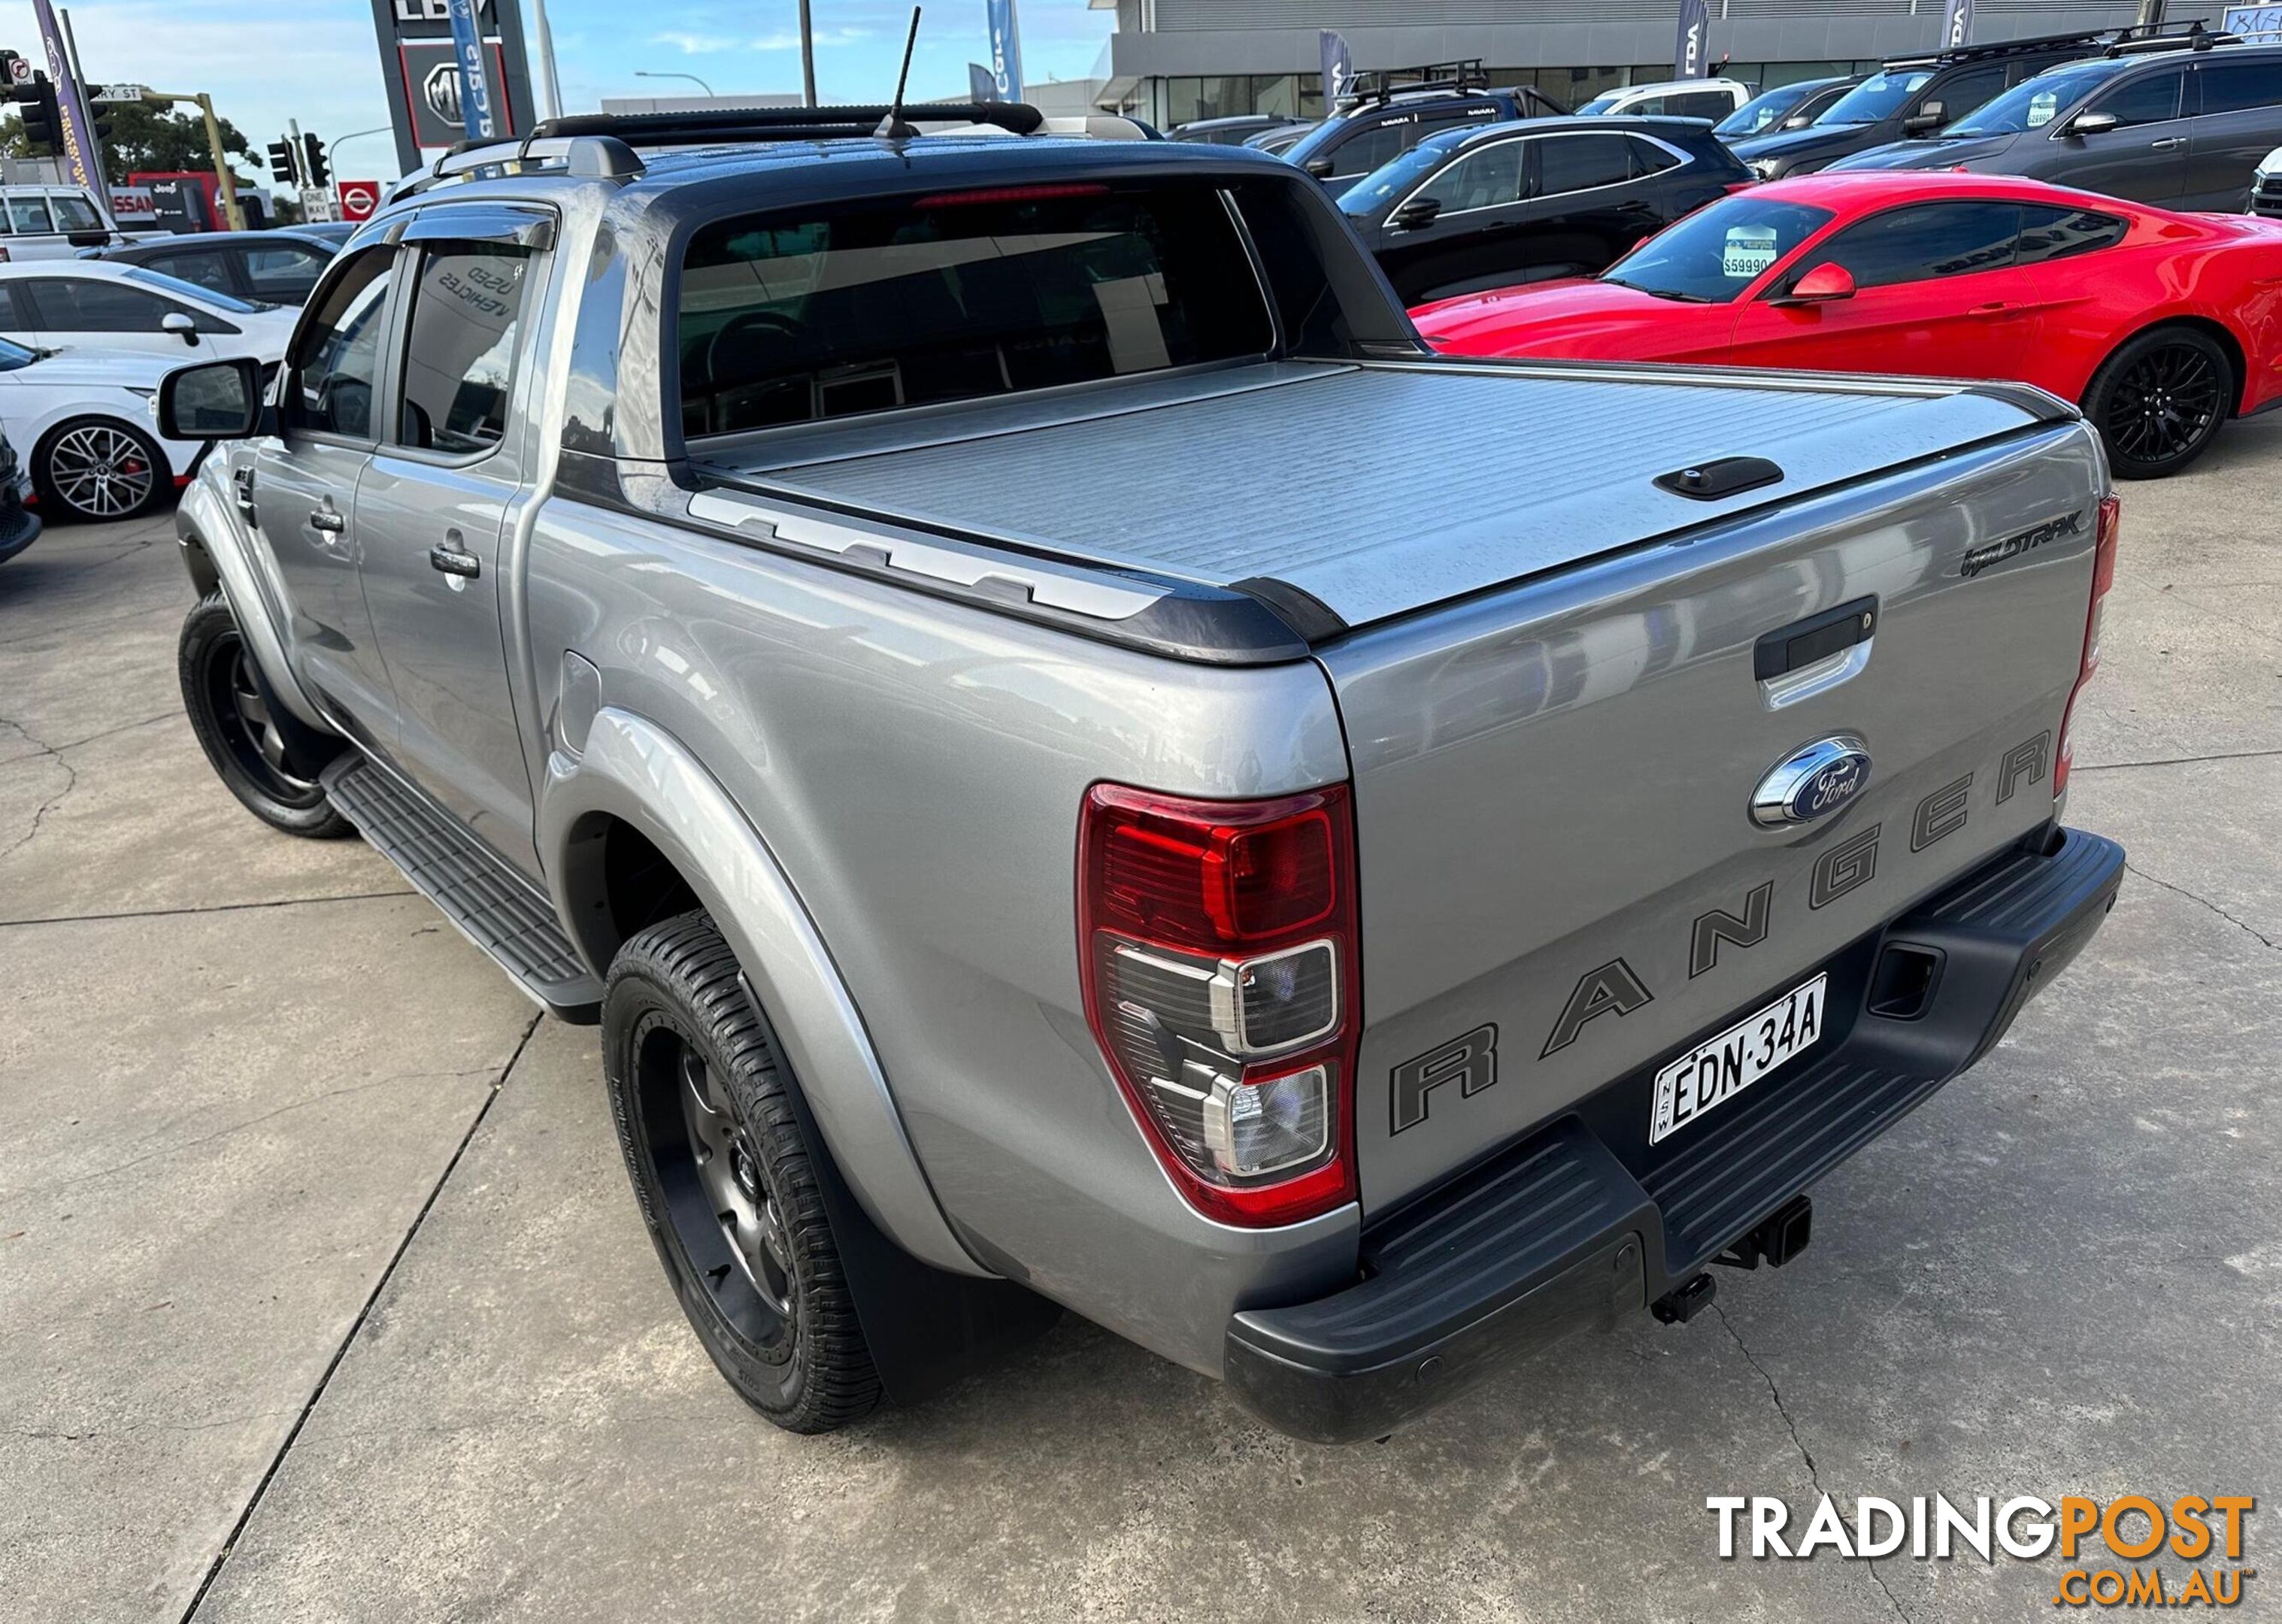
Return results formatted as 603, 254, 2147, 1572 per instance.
1071, 0, 2151, 126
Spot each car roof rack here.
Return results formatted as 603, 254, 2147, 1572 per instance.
2100, 18, 2240, 55
1339, 59, 1491, 109
522, 101, 1045, 148
386, 101, 1048, 205
1883, 27, 2114, 70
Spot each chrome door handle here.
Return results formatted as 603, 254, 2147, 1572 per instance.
308, 508, 346, 533
2150, 138, 2187, 150
428, 543, 480, 579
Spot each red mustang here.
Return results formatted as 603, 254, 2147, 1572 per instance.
1413, 172, 2282, 477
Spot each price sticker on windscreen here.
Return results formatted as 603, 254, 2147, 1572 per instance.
1723, 225, 1780, 281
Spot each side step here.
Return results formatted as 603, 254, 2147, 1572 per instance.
322, 754, 603, 1022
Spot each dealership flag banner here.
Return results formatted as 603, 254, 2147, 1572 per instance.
447, 0, 499, 141
1673, 0, 1711, 77
1320, 30, 1354, 108
986, 0, 1024, 105
1943, 0, 1974, 49
29, 0, 101, 192
968, 62, 999, 102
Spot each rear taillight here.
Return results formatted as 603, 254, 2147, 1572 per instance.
1077, 782, 1359, 1226
2054, 493, 2120, 798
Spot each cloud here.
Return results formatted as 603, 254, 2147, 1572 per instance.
749, 27, 874, 50
650, 30, 738, 54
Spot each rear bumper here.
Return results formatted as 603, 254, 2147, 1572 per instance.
1224, 824, 2123, 1444
0, 480, 41, 565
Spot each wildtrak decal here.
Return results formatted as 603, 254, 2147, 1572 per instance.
1959, 511, 2084, 580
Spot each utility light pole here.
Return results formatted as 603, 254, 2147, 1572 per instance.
799, 0, 818, 107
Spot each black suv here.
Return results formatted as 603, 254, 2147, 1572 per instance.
1834, 29, 2282, 210
1281, 63, 1570, 192
1338, 116, 1752, 304
1732, 29, 2117, 180
97, 228, 340, 305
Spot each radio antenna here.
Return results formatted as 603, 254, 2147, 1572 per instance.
875, 8, 923, 140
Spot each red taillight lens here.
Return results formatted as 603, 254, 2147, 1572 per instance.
2055, 493, 2120, 797
1078, 783, 1359, 1227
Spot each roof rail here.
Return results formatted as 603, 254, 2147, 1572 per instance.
2102, 18, 2241, 54
1883, 27, 2111, 69
526, 100, 1044, 147
383, 132, 644, 206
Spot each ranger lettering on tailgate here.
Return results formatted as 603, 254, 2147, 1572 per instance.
1390, 727, 2053, 1134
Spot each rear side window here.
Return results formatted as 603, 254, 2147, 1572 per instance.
2015, 205, 2129, 265
394, 244, 532, 455
8, 197, 53, 234
1626, 135, 1682, 177
2095, 69, 2184, 127
147, 249, 237, 295
1537, 133, 1635, 196
1799, 201, 2022, 289
2197, 59, 2282, 117
677, 182, 1274, 438
28, 277, 171, 331
1665, 91, 1735, 121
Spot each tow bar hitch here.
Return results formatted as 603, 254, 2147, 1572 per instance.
1713, 1193, 1814, 1271
1653, 1195, 1815, 1325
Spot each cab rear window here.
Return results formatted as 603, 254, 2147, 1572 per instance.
676, 180, 1275, 438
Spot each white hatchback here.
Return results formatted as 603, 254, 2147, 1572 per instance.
0, 260, 297, 368
0, 334, 214, 522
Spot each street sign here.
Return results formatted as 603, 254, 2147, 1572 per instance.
336, 179, 380, 222
91, 83, 150, 104
299, 186, 338, 223
5, 54, 32, 86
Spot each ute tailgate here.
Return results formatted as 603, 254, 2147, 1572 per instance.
1318, 418, 2105, 1214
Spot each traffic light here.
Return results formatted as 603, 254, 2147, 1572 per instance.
299, 132, 328, 188
266, 138, 296, 186
11, 71, 62, 158
86, 89, 113, 143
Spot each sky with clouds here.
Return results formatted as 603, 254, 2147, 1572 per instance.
2, 0, 1113, 186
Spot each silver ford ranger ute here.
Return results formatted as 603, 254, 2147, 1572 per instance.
156, 103, 2125, 1443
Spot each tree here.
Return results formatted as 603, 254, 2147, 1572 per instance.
93, 100, 253, 185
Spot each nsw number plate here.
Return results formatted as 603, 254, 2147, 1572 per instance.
1650, 974, 1826, 1145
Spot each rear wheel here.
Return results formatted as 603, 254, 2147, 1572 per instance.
2083, 326, 2233, 480
33, 417, 169, 523
177, 592, 351, 838
603, 912, 883, 1433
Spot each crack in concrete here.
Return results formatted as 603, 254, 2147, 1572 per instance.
177, 1010, 544, 1624
0, 887, 417, 932
0, 1066, 513, 1205
2125, 861, 2279, 952
7, 1409, 301, 1444
0, 707, 79, 864
2075, 745, 2282, 775
1717, 1304, 1912, 1624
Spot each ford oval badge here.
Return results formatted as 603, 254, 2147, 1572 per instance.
1752, 735, 1871, 829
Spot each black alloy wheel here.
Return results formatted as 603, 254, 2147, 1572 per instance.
604, 913, 882, 1432
177, 592, 351, 838
2087, 328, 2233, 480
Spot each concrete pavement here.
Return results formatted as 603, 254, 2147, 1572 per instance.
3, 423, 2277, 1622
